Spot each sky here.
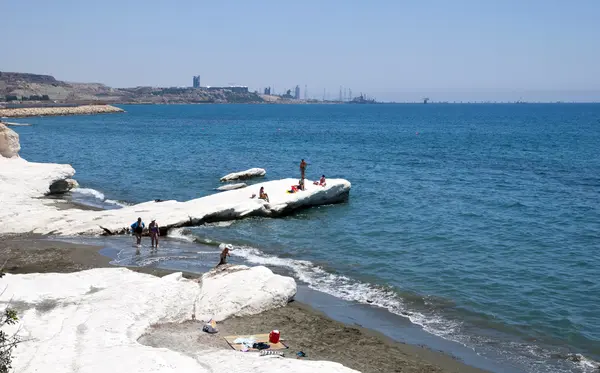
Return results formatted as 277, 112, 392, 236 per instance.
3, 0, 600, 102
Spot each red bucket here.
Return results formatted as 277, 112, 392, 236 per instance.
269, 330, 280, 344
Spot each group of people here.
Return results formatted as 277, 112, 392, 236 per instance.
254, 159, 328, 199
130, 217, 160, 248
130, 216, 232, 267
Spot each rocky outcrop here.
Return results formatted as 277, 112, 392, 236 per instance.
0, 104, 124, 118
0, 267, 355, 373
49, 178, 79, 194
0, 123, 20, 158
220, 168, 266, 182
216, 182, 247, 191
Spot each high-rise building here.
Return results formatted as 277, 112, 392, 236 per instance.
192, 75, 201, 88
294, 85, 300, 100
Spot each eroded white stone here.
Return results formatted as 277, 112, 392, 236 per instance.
220, 168, 266, 182
0, 267, 358, 373
217, 182, 247, 191
0, 157, 350, 236
0, 123, 21, 158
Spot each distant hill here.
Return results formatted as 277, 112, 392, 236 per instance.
0, 72, 264, 104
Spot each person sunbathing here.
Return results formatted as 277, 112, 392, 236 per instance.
314, 175, 326, 186
259, 186, 270, 202
319, 175, 326, 186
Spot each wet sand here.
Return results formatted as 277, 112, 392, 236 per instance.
0, 237, 490, 373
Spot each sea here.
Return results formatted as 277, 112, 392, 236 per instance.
11, 104, 600, 373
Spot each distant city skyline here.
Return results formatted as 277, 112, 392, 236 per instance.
3, 0, 600, 102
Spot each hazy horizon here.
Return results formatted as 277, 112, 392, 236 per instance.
3, 0, 600, 102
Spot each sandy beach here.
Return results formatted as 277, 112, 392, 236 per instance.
0, 237, 489, 373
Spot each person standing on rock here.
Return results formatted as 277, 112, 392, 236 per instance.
149, 219, 160, 249
130, 217, 145, 247
300, 159, 307, 180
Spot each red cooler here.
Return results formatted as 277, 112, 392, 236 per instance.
269, 330, 280, 344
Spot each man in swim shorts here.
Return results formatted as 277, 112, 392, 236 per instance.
131, 217, 145, 246
300, 159, 307, 180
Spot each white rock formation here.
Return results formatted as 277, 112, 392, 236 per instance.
0, 123, 21, 158
197, 265, 296, 321
217, 182, 247, 191
220, 167, 266, 182
0, 156, 350, 236
0, 267, 358, 373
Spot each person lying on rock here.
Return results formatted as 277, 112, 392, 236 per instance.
131, 217, 145, 246
218, 245, 231, 266
259, 186, 270, 202
149, 219, 160, 248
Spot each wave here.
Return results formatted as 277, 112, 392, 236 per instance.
70, 188, 128, 209
227, 244, 462, 337
165, 230, 600, 373
168, 228, 219, 246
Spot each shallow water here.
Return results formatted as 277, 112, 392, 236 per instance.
13, 103, 600, 373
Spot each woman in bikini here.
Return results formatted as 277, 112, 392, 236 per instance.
149, 219, 160, 248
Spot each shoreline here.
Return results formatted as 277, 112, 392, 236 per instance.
0, 104, 124, 118
0, 236, 490, 373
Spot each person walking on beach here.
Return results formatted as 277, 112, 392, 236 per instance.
300, 159, 307, 180
131, 217, 145, 246
149, 219, 160, 248
218, 245, 231, 266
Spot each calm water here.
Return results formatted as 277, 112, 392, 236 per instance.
13, 104, 600, 373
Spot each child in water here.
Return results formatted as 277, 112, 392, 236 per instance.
218, 245, 231, 266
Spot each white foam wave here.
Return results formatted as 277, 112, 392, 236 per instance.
72, 188, 105, 200
134, 255, 195, 267
228, 244, 462, 338
168, 228, 196, 242
568, 353, 600, 372
204, 221, 235, 227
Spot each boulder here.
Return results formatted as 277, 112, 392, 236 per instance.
220, 167, 266, 182
216, 182, 247, 191
48, 178, 79, 194
0, 123, 20, 158
196, 265, 297, 321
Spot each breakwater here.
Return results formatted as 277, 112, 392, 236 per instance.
0, 104, 124, 118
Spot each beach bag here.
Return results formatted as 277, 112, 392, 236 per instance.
202, 319, 218, 334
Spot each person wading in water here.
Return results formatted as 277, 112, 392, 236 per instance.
130, 217, 145, 246
149, 219, 160, 248
218, 245, 231, 266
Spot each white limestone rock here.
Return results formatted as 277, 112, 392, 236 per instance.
0, 267, 358, 373
0, 122, 21, 158
0, 156, 350, 235
196, 265, 297, 321
217, 182, 247, 191
220, 167, 266, 182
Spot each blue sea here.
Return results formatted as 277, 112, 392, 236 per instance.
12, 104, 600, 373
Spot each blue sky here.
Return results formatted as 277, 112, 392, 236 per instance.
3, 0, 600, 101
